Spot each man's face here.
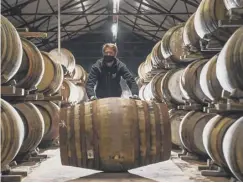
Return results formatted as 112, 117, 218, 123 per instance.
104, 47, 116, 56
104, 47, 116, 67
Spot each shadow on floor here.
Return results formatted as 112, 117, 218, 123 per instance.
66, 172, 156, 182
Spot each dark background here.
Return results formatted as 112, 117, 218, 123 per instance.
60, 23, 156, 76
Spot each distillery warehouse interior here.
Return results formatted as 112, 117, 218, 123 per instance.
1, 0, 243, 182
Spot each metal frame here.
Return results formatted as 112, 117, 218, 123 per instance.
1, 0, 199, 48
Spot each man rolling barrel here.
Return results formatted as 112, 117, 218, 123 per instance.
86, 43, 139, 100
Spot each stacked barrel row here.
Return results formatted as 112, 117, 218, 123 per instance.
1, 15, 88, 105
1, 15, 88, 171
49, 48, 88, 105
137, 23, 191, 86
137, 0, 243, 181
1, 99, 60, 170
47, 49, 88, 105
137, 0, 242, 104
168, 24, 243, 182
1, 16, 87, 106
56, 56, 89, 105
137, 16, 204, 102
170, 109, 243, 181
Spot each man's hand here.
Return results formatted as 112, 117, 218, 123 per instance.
129, 95, 140, 100
89, 96, 98, 101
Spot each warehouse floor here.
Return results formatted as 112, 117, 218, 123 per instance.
8, 148, 230, 182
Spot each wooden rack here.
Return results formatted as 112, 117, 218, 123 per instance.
218, 19, 243, 28
143, 69, 168, 83
180, 52, 205, 62
204, 89, 243, 113
177, 103, 204, 111
1, 86, 63, 101
197, 159, 229, 177
200, 39, 223, 52
18, 32, 48, 38
17, 27, 48, 38
200, 8, 243, 52
204, 101, 243, 113
1, 86, 25, 96
228, 7, 243, 18
177, 149, 202, 161
63, 77, 86, 86
1, 162, 28, 182
1, 149, 49, 182
15, 148, 48, 164
218, 8, 243, 28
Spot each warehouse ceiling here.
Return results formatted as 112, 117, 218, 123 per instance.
1, 0, 200, 49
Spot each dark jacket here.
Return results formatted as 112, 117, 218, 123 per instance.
86, 58, 139, 98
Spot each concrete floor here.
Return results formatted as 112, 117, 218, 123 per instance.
11, 148, 230, 182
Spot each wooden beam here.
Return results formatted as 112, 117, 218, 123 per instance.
18, 32, 48, 38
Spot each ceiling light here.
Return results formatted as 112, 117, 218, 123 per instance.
111, 23, 118, 37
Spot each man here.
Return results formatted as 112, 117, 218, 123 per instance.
86, 43, 139, 100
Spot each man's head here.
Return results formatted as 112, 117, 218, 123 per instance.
102, 43, 118, 67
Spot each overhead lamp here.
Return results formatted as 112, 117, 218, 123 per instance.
113, 0, 120, 10
113, 0, 120, 13
111, 23, 118, 38
112, 0, 120, 42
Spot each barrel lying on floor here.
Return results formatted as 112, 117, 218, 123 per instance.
59, 98, 171, 172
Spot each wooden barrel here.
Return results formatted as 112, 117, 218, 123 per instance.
142, 82, 154, 101
37, 51, 64, 95
33, 101, 60, 143
138, 62, 146, 80
203, 114, 239, 168
60, 98, 171, 171
61, 79, 78, 104
194, 0, 235, 42
137, 54, 154, 81
223, 116, 243, 181
183, 14, 201, 52
224, 0, 243, 10
169, 109, 187, 148
138, 57, 155, 81
180, 59, 210, 104
139, 73, 165, 102
135, 77, 144, 90
49, 48, 76, 74
151, 73, 165, 102
61, 79, 87, 104
161, 23, 189, 64
1, 99, 24, 169
138, 85, 146, 101
13, 102, 45, 154
179, 111, 215, 156
76, 85, 88, 103
161, 69, 185, 106
216, 27, 243, 93
13, 38, 44, 89
144, 54, 154, 74
151, 41, 166, 69
72, 65, 87, 83
200, 55, 223, 102
1, 15, 23, 83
